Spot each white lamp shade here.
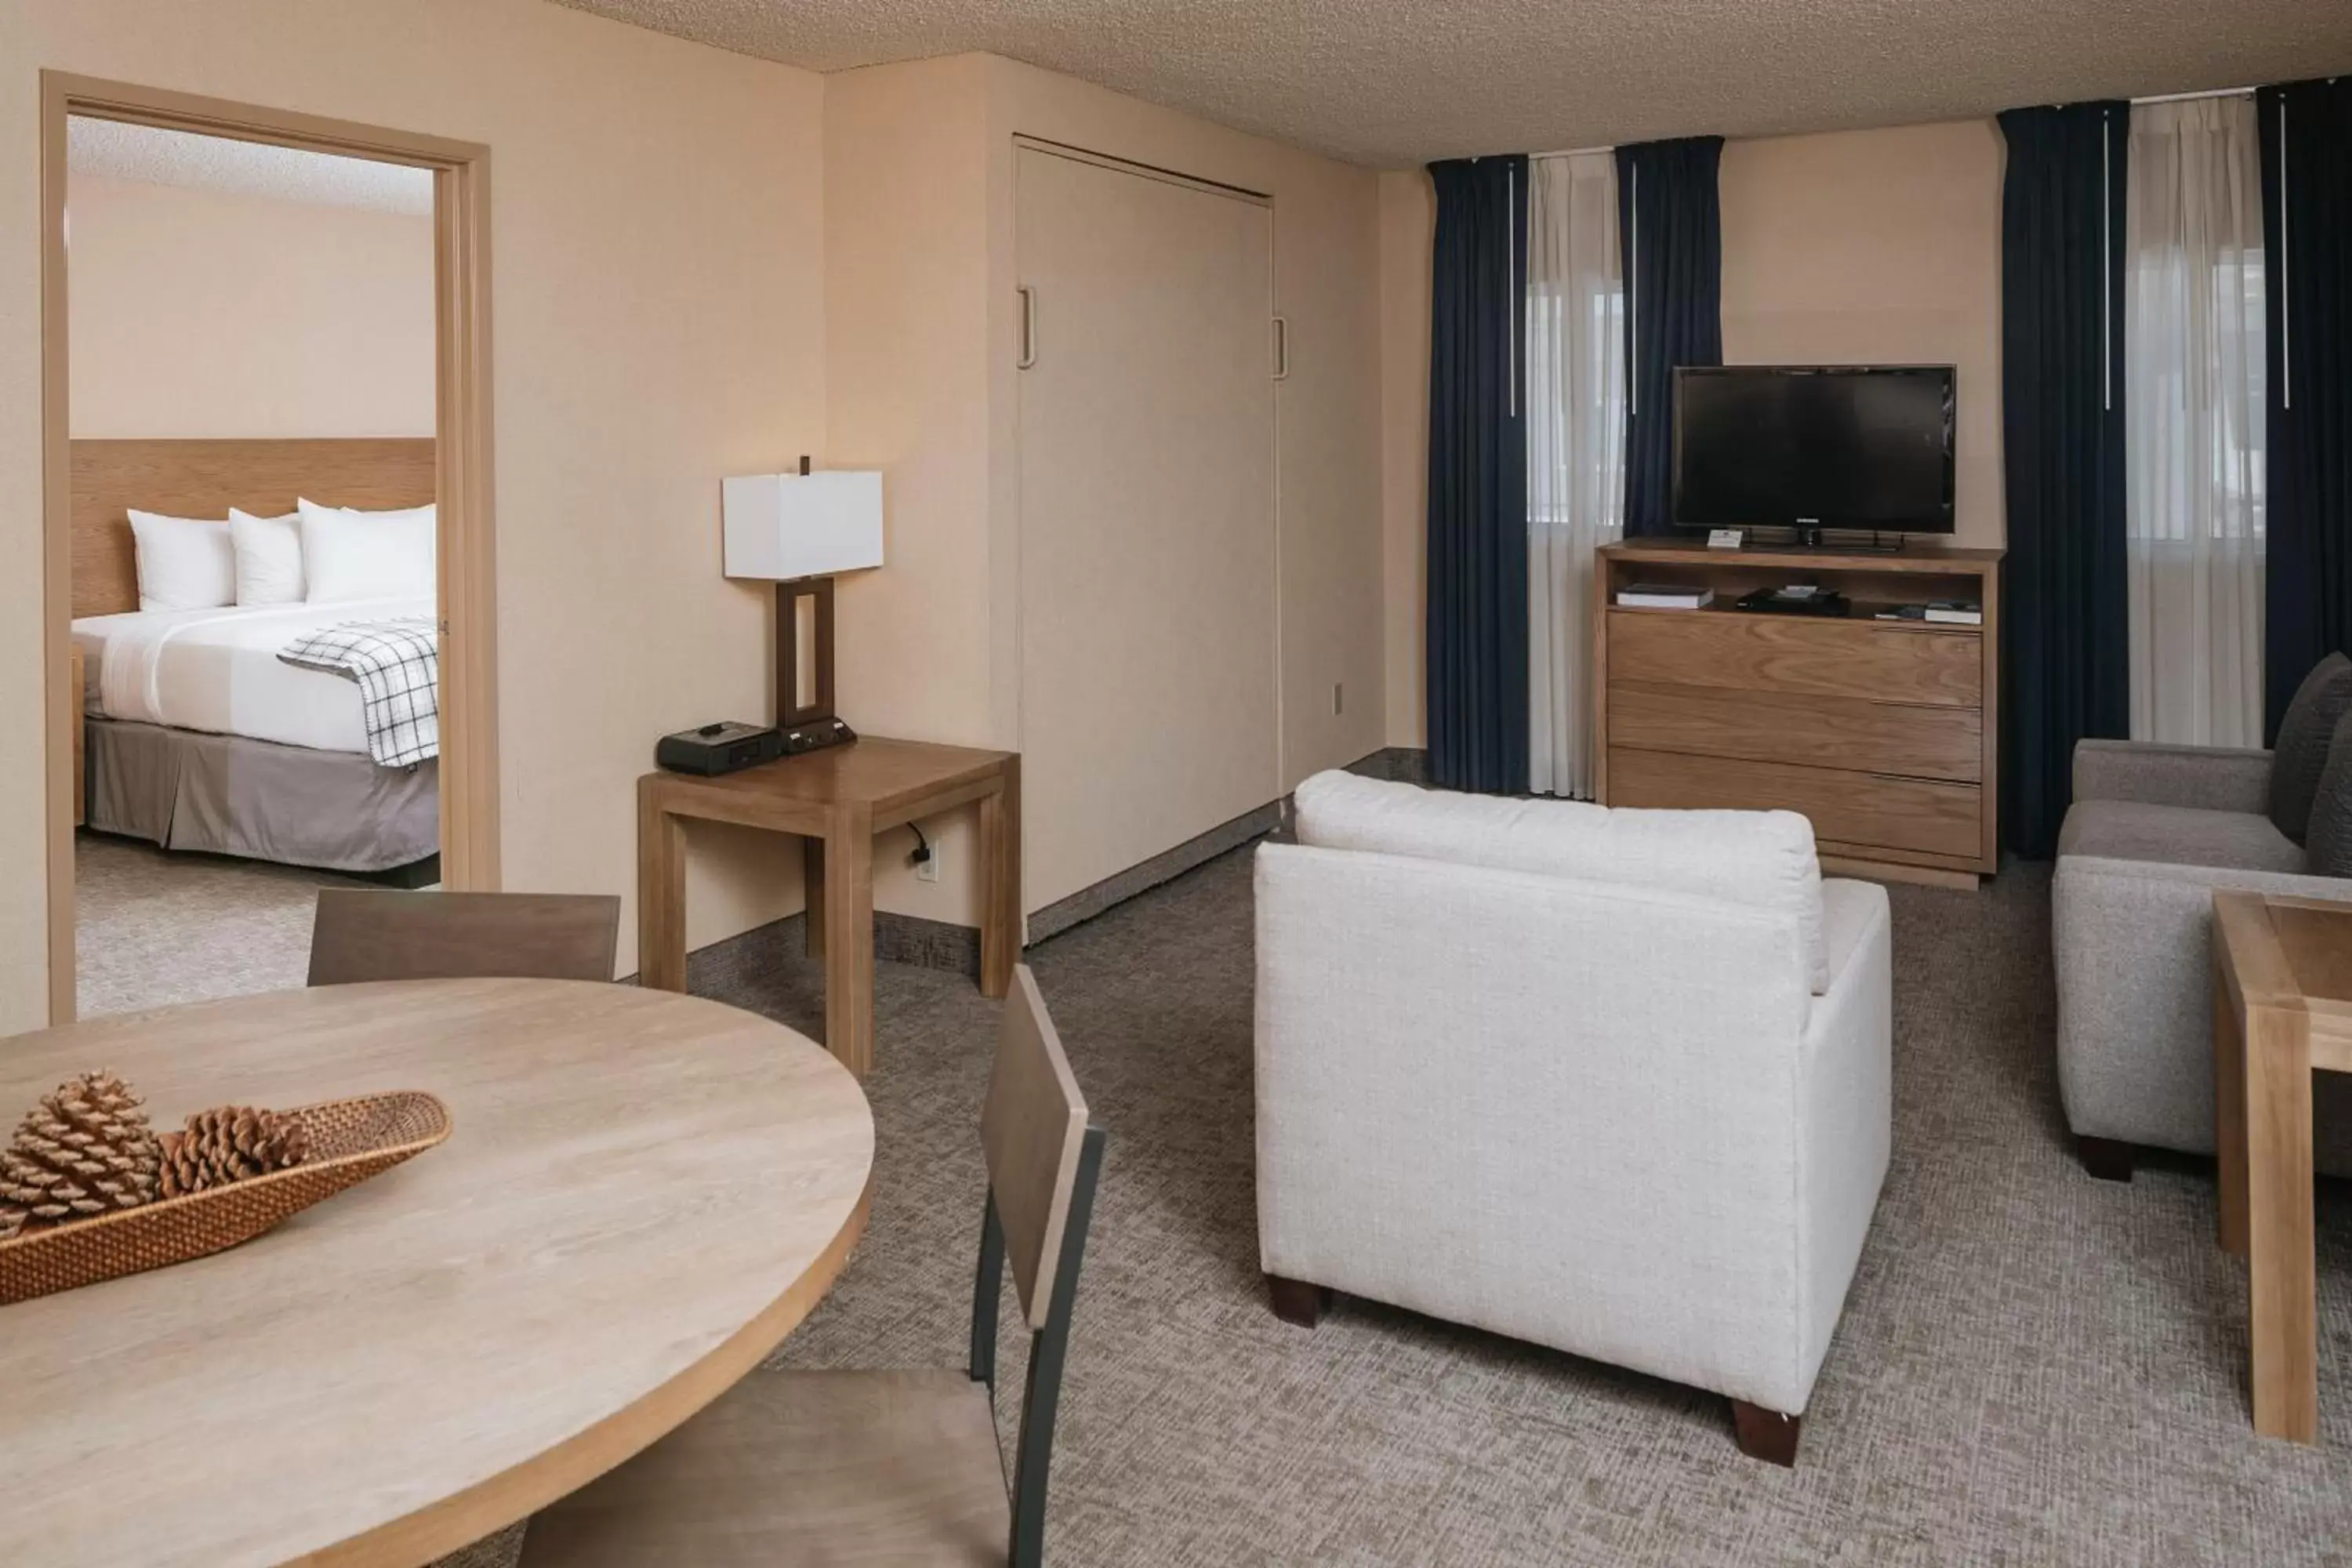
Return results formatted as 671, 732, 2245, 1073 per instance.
722, 470, 884, 581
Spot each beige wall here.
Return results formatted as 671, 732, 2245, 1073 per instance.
1, 12, 1387, 1027
1378, 119, 2005, 751
67, 174, 435, 439
2, 0, 829, 1026
1720, 118, 2005, 549
1379, 169, 1433, 750
825, 53, 1387, 925
822, 56, 996, 927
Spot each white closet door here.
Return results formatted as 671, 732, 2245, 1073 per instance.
1016, 145, 1278, 911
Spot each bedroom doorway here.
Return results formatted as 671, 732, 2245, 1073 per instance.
40, 75, 497, 1024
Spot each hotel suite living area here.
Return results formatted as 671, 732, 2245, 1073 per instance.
3, 2, 2352, 1565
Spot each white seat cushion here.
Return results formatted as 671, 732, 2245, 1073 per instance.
1293, 770, 1829, 993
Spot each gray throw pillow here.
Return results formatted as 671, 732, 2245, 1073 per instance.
2306, 713, 2352, 878
2270, 652, 2352, 844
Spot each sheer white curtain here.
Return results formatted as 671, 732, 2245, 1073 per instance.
1526, 152, 1625, 797
2125, 97, 2267, 747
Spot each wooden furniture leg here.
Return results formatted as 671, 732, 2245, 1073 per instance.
637, 779, 688, 993
2074, 1135, 2136, 1183
2244, 1000, 2317, 1443
823, 803, 876, 1077
1265, 1274, 1331, 1328
1730, 1401, 1802, 1467
978, 759, 1022, 1000
803, 837, 826, 964
2214, 949, 2249, 1258
634, 739, 1018, 1076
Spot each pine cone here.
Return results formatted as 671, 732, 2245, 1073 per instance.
159, 1106, 310, 1198
0, 1069, 163, 1238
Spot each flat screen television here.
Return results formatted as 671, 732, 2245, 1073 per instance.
1671, 365, 1955, 535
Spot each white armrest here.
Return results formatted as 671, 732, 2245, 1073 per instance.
1795, 878, 1893, 1409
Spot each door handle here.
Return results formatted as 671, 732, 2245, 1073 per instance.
1018, 285, 1038, 370
1272, 315, 1290, 381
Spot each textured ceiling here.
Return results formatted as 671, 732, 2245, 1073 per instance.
67, 118, 435, 216
551, 0, 2352, 165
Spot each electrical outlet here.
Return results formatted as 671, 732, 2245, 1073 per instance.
1333, 681, 1345, 716
916, 832, 940, 883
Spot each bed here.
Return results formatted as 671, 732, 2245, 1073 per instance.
71, 438, 441, 876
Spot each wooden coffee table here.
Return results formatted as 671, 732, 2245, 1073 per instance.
2211, 890, 2352, 1443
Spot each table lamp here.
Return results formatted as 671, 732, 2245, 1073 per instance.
723, 457, 884, 753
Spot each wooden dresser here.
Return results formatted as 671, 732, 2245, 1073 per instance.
1594, 539, 2002, 887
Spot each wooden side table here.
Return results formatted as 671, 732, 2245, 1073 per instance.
639, 737, 1021, 1076
2211, 889, 2352, 1443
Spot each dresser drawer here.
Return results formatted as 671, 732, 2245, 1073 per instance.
1608, 746, 1984, 862
1608, 681, 1983, 782
1606, 609, 1983, 709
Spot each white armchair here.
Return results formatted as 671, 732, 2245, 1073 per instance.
1254, 772, 1891, 1465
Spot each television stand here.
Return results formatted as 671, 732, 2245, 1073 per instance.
1594, 537, 2002, 887
1748, 527, 1904, 554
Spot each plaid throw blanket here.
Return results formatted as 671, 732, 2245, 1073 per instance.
278, 618, 440, 768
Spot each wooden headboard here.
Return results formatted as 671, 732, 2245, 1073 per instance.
71, 438, 437, 619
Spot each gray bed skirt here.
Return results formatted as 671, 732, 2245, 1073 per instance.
85, 717, 438, 874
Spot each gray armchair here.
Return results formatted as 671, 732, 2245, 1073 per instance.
2052, 739, 2352, 1180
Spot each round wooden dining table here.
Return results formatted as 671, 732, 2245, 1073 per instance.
0, 978, 874, 1568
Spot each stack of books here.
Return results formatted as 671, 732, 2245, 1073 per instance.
1873, 600, 1983, 626
1617, 583, 1714, 610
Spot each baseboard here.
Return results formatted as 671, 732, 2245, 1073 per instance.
666, 745, 1428, 982
1348, 746, 1429, 785
674, 905, 981, 989
1025, 746, 1423, 939
1818, 853, 1982, 891
1025, 799, 1283, 943
870, 909, 983, 975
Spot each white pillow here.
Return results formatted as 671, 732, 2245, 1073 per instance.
299, 498, 437, 603
127, 510, 235, 611
228, 508, 303, 606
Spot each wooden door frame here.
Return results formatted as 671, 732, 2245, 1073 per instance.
40, 72, 500, 1024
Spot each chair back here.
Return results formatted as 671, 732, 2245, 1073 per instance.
307, 890, 621, 985
967, 964, 1104, 1568
980, 964, 1093, 1328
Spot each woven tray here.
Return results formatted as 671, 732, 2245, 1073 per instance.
0, 1091, 450, 1305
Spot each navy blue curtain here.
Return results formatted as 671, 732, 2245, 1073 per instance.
1997, 103, 2130, 858
2259, 78, 2352, 739
1425, 155, 1530, 793
1616, 136, 1723, 537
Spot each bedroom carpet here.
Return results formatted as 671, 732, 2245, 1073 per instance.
73, 831, 372, 1017
428, 846, 2352, 1567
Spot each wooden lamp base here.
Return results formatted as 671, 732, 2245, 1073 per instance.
776, 577, 856, 753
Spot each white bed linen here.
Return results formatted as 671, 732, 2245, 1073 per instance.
73, 597, 433, 757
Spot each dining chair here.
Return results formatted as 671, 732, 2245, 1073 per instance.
519, 962, 1107, 1568
305, 890, 621, 985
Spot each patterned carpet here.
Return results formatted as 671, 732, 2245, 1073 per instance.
74, 832, 2352, 1561
74, 832, 371, 1017
485, 845, 2352, 1566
